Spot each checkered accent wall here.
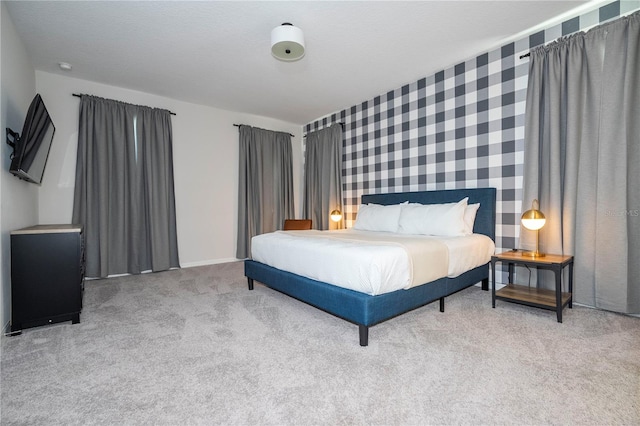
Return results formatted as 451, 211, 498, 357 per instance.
305, 0, 637, 257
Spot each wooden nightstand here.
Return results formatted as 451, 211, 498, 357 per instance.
491, 250, 574, 322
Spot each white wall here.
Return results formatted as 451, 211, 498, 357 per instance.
1, 3, 39, 332
35, 71, 303, 268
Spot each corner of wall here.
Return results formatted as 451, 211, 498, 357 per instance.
1, 1, 38, 334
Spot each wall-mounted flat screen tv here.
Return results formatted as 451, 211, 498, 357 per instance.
7, 94, 55, 185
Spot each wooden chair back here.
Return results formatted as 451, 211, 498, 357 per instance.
283, 219, 312, 230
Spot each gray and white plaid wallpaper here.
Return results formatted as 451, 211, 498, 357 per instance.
304, 0, 637, 255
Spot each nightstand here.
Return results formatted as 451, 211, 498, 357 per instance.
491, 250, 574, 322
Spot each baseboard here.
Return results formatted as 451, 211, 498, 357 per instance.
181, 258, 241, 268
83, 259, 241, 280
474, 281, 506, 290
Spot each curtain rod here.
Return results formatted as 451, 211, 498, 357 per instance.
72, 93, 176, 115
519, 52, 531, 59
233, 123, 294, 137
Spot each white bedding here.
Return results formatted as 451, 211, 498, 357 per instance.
250, 229, 495, 296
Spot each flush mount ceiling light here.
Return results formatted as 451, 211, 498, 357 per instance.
271, 23, 305, 62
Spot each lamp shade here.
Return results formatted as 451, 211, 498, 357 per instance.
521, 199, 546, 230
330, 209, 342, 222
271, 23, 305, 61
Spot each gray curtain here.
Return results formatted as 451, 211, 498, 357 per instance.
303, 124, 344, 230
72, 95, 180, 278
236, 125, 294, 259
522, 12, 640, 313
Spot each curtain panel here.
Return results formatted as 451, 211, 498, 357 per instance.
303, 124, 344, 230
522, 12, 640, 313
72, 95, 180, 278
236, 125, 294, 259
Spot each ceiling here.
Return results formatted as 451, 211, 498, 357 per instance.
6, 1, 598, 125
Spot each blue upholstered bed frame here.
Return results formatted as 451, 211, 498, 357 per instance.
244, 188, 496, 346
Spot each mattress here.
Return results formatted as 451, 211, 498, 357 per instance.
250, 229, 495, 296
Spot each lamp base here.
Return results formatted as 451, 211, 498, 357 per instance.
521, 250, 545, 258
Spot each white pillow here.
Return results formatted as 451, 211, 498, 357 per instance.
353, 203, 403, 233
464, 203, 480, 235
398, 198, 468, 236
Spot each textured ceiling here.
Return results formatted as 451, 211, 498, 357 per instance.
6, 1, 597, 125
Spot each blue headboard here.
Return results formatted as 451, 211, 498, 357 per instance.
361, 188, 497, 241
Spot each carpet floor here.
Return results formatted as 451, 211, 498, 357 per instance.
2, 261, 639, 425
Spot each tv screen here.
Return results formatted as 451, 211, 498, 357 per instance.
8, 94, 55, 185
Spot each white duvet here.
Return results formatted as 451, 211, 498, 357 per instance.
250, 229, 495, 296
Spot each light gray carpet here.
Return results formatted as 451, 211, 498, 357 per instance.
2, 261, 639, 425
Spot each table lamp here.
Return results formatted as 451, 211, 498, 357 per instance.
521, 199, 546, 257
330, 209, 342, 223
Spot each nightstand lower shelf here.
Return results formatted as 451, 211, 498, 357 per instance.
496, 284, 571, 310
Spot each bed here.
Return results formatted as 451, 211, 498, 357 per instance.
244, 187, 496, 346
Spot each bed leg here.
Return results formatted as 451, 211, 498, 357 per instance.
481, 278, 489, 291
439, 297, 445, 312
359, 325, 369, 346
247, 277, 254, 290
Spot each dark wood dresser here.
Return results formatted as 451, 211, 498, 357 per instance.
10, 224, 85, 334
